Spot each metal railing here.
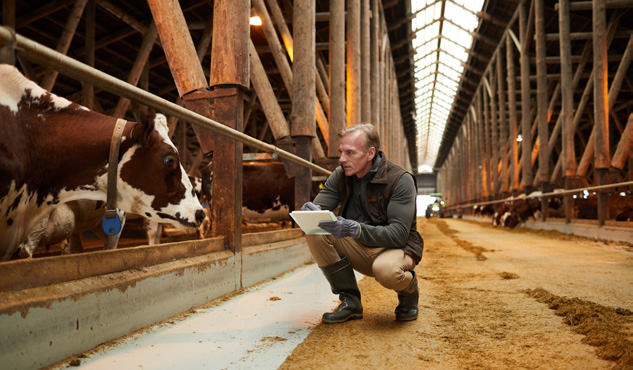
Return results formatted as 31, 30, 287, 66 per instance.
0, 26, 332, 177
445, 180, 633, 210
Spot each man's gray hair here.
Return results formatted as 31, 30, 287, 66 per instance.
340, 123, 381, 152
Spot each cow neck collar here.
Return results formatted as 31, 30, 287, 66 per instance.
106, 118, 127, 214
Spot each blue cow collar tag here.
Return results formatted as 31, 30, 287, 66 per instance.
102, 210, 122, 236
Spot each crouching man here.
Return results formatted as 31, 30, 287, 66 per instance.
302, 123, 424, 323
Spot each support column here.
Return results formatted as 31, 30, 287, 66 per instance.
82, 0, 95, 109
360, 0, 371, 122
41, 0, 89, 90
593, 0, 610, 225
558, 0, 577, 223
290, 0, 316, 209
535, 0, 550, 218
370, 0, 380, 126
506, 35, 519, 194
329, 0, 346, 157
519, 0, 533, 192
347, 0, 361, 127
497, 46, 509, 196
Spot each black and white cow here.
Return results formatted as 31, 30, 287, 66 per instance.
0, 64, 204, 260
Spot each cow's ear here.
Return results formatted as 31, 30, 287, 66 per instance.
132, 110, 156, 146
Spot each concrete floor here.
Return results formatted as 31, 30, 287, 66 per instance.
62, 264, 359, 370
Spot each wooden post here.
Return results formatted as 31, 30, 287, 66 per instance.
289, 0, 316, 209
347, 0, 361, 127
534, 0, 549, 187
41, 0, 89, 91
483, 83, 492, 198
534, 0, 550, 219
558, 0, 576, 222
330, 0, 346, 157
370, 0, 380, 126
147, 0, 215, 151
248, 40, 291, 140
2, 0, 15, 28
593, 0, 609, 226
361, 0, 371, 122
611, 114, 633, 171
497, 46, 509, 195
506, 35, 519, 194
478, 92, 488, 199
258, 0, 329, 152
209, 0, 250, 254
113, 23, 158, 118
519, 0, 533, 192
82, 0, 95, 110
488, 68, 498, 196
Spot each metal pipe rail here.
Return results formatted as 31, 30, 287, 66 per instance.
445, 180, 633, 210
0, 26, 332, 177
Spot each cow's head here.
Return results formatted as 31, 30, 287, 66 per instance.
116, 112, 205, 228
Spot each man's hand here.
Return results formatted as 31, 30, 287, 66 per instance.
318, 216, 361, 239
300, 202, 321, 211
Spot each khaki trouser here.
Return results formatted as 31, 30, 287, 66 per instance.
305, 234, 415, 291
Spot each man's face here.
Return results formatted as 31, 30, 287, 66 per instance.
338, 130, 376, 178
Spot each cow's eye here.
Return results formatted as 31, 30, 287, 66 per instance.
164, 155, 176, 168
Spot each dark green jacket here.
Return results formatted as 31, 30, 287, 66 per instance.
313, 152, 424, 264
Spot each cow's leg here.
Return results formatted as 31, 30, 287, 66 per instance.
66, 233, 83, 254
147, 220, 162, 245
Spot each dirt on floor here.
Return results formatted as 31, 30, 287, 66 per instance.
280, 218, 633, 369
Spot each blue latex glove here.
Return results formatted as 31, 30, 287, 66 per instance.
318, 216, 361, 239
301, 202, 321, 211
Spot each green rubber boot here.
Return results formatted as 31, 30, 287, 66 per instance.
320, 256, 363, 324
395, 270, 419, 321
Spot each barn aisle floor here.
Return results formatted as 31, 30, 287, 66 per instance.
60, 263, 355, 369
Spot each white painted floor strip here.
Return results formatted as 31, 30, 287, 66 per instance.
70, 264, 357, 370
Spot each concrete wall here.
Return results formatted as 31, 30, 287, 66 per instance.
0, 229, 312, 369
462, 215, 633, 244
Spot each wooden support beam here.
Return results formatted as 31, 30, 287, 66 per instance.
361, 0, 371, 122
15, 0, 73, 28
113, 23, 158, 118
347, 0, 361, 126
41, 0, 89, 91
506, 33, 519, 192
82, 0, 95, 110
555, 0, 633, 10
370, 0, 380, 127
330, 0, 346, 156
261, 0, 330, 151
534, 0, 549, 185
249, 41, 290, 140
519, 0, 533, 190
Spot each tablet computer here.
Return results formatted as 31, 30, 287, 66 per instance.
289, 210, 337, 235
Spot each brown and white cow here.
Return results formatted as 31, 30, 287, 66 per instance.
242, 161, 294, 223
0, 64, 204, 260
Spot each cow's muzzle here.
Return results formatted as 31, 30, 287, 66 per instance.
195, 209, 206, 225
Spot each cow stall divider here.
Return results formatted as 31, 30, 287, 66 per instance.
0, 27, 329, 369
